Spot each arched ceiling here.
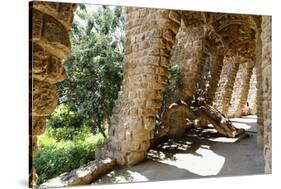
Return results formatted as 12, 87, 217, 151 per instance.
181, 11, 257, 61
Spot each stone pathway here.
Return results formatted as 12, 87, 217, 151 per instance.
92, 115, 264, 185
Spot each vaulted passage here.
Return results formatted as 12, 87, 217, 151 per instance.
30, 2, 272, 188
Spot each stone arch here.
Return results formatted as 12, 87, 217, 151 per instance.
96, 7, 182, 166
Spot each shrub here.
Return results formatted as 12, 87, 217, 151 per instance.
47, 104, 84, 130
34, 132, 104, 184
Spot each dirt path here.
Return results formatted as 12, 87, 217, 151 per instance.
93, 115, 264, 185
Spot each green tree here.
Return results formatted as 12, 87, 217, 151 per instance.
55, 5, 125, 137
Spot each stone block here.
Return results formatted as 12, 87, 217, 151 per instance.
32, 9, 43, 39
32, 116, 46, 136
32, 80, 58, 116
32, 43, 66, 84
43, 14, 70, 48
125, 151, 146, 165
40, 158, 117, 188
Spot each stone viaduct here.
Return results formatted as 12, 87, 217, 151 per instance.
30, 1, 272, 187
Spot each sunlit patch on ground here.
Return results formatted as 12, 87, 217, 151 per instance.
93, 115, 264, 185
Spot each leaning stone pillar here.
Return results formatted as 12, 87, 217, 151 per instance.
254, 16, 264, 148
228, 61, 254, 117
246, 66, 257, 115
235, 62, 255, 117
30, 2, 76, 187
261, 16, 272, 174
204, 55, 224, 104
96, 8, 181, 166
213, 57, 239, 115
176, 26, 208, 102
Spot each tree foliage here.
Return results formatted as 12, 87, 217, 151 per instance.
53, 5, 125, 136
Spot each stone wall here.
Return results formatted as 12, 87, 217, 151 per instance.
30, 1, 76, 187
261, 16, 272, 174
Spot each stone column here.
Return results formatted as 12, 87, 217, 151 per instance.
213, 57, 239, 115
205, 55, 224, 104
236, 62, 255, 116
261, 16, 272, 174
254, 16, 264, 148
96, 8, 181, 166
177, 27, 209, 102
246, 66, 257, 115
30, 2, 75, 187
228, 61, 254, 117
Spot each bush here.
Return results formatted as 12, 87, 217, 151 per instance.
34, 132, 104, 184
46, 104, 89, 141
46, 123, 94, 141
47, 104, 84, 129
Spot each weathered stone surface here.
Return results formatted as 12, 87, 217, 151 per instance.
160, 99, 244, 139
213, 57, 239, 115
235, 62, 255, 117
261, 16, 272, 174
170, 22, 209, 103
32, 1, 75, 30
227, 62, 248, 117
162, 101, 196, 137
205, 55, 224, 104
32, 116, 46, 135
32, 80, 58, 116
208, 13, 256, 60
40, 158, 117, 188
30, 2, 75, 188
31, 4, 72, 59
96, 8, 181, 166
32, 43, 66, 84
196, 105, 244, 138
254, 16, 264, 148
32, 9, 43, 39
31, 136, 38, 159
29, 167, 38, 189
246, 67, 257, 115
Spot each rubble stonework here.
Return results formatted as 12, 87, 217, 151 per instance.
261, 16, 272, 174
30, 2, 76, 187
96, 8, 182, 165
236, 62, 255, 117
246, 67, 257, 115
30, 2, 272, 187
254, 16, 264, 148
213, 58, 239, 114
